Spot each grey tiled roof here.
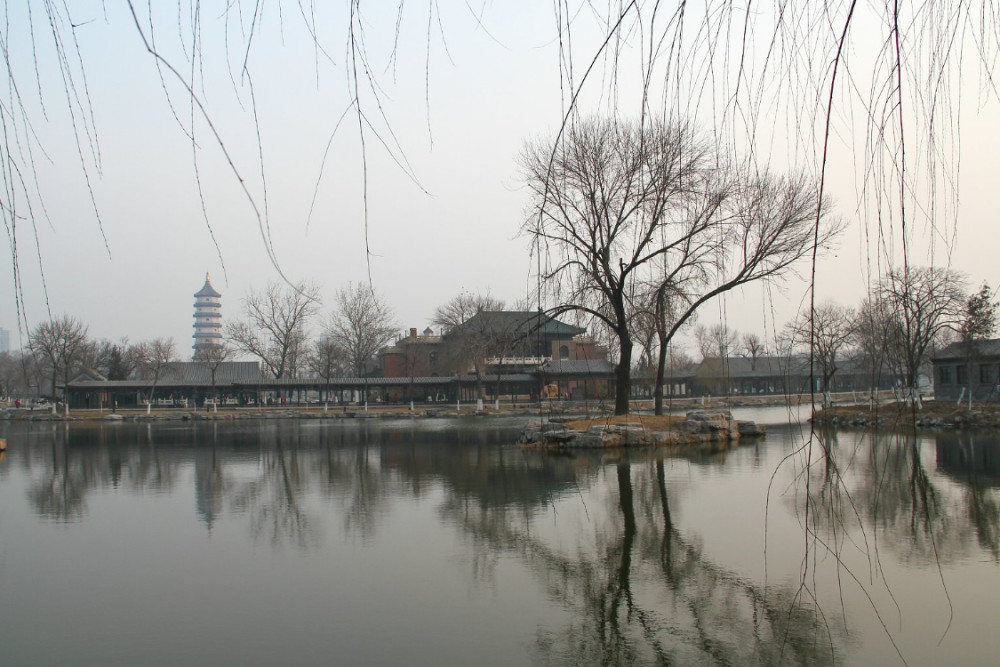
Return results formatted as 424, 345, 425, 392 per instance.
933, 339, 1000, 361
696, 354, 881, 378
538, 359, 616, 376
68, 362, 264, 388
157, 361, 263, 384
455, 311, 586, 338
455, 373, 536, 383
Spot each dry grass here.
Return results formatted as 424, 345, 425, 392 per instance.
563, 414, 684, 432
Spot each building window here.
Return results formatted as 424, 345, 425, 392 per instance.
938, 366, 953, 384
957, 365, 967, 385
559, 345, 570, 360
981, 364, 993, 384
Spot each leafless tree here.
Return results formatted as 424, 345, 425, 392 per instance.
741, 333, 766, 371
695, 324, 739, 362
790, 301, 856, 404
307, 335, 347, 403
877, 267, 967, 405
326, 283, 398, 378
135, 337, 177, 404
193, 341, 231, 404
850, 296, 896, 396
523, 117, 842, 414
522, 118, 722, 414
638, 278, 696, 412
432, 291, 506, 334
432, 292, 511, 395
226, 282, 321, 379
440, 311, 528, 399
28, 315, 91, 401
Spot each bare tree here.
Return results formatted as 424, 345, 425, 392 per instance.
432, 291, 506, 333
28, 315, 91, 401
741, 333, 766, 371
226, 282, 321, 379
850, 296, 897, 397
646, 170, 845, 412
695, 324, 739, 362
523, 117, 842, 414
522, 118, 722, 414
193, 341, 231, 406
440, 311, 528, 399
326, 283, 398, 379
790, 301, 856, 405
878, 267, 967, 406
135, 338, 177, 405
433, 291, 511, 395
307, 335, 347, 404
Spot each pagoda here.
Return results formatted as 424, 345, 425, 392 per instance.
192, 273, 223, 356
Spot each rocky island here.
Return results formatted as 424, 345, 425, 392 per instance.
519, 410, 766, 448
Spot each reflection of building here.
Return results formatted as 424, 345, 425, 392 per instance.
933, 339, 1000, 401
193, 273, 223, 356
935, 434, 1000, 486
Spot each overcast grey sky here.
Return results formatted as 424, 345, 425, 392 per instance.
2, 2, 997, 358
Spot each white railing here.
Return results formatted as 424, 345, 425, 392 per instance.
485, 356, 551, 366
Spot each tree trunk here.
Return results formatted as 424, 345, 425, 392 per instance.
653, 342, 668, 415
614, 334, 633, 415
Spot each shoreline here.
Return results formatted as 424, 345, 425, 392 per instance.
810, 400, 1000, 431
0, 391, 868, 425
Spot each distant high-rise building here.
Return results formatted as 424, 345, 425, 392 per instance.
192, 274, 223, 356
0, 327, 9, 354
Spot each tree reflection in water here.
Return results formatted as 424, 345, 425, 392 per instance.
442, 450, 845, 665
791, 427, 1000, 661
8, 419, 1000, 664
22, 423, 181, 521
804, 429, 1000, 569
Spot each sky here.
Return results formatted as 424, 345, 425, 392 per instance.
2, 2, 998, 360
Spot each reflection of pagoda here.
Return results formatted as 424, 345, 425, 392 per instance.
193, 273, 223, 355
194, 447, 225, 531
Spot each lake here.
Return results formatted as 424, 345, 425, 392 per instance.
2, 410, 999, 665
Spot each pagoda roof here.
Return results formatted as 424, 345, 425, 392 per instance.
194, 274, 222, 298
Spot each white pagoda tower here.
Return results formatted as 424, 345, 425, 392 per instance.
192, 273, 223, 355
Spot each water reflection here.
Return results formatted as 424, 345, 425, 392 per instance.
802, 429, 1000, 568
2, 418, 1000, 664
446, 452, 846, 665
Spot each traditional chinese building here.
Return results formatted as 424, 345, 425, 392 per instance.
192, 273, 223, 356
933, 339, 1000, 401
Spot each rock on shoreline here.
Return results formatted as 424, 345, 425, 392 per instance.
810, 401, 1000, 430
519, 410, 765, 448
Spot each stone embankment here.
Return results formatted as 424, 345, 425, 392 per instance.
519, 410, 765, 448
811, 401, 1000, 430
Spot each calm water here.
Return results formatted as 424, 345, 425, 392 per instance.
1, 412, 999, 666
